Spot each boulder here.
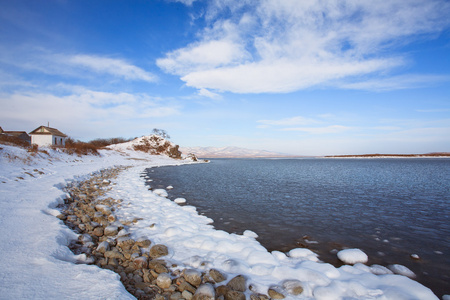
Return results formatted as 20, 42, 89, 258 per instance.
150, 244, 169, 258
96, 241, 110, 253
268, 287, 285, 299
183, 269, 202, 287
209, 269, 226, 283
282, 280, 303, 295
225, 290, 246, 300
104, 225, 118, 236
227, 275, 246, 292
132, 256, 148, 269
192, 283, 215, 300
156, 273, 172, 289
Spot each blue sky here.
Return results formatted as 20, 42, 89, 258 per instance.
1, 0, 449, 155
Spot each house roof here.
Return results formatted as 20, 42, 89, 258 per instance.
2, 131, 30, 137
29, 126, 68, 137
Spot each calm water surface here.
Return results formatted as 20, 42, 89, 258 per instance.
145, 158, 450, 297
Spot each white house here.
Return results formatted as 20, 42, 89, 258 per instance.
29, 126, 68, 147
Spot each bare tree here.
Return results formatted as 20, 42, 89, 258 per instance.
152, 128, 170, 140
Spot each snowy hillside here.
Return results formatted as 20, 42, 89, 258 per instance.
179, 146, 294, 158
108, 135, 182, 158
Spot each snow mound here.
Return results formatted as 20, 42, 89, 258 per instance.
389, 264, 416, 278
153, 189, 169, 198
174, 198, 187, 204
337, 248, 368, 264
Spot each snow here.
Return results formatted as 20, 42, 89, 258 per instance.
0, 141, 440, 299
337, 248, 369, 264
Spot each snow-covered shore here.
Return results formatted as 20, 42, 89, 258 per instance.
0, 143, 442, 299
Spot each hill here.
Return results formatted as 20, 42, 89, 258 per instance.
179, 146, 297, 158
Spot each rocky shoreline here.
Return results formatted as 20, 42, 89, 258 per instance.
57, 167, 292, 300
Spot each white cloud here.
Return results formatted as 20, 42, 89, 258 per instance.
0, 90, 180, 139
0, 47, 158, 83
338, 74, 450, 91
258, 116, 320, 127
67, 55, 158, 82
282, 125, 354, 134
157, 0, 450, 94
197, 88, 222, 100
171, 0, 197, 6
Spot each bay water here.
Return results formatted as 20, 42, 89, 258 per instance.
145, 158, 450, 297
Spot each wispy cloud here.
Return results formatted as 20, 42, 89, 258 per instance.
338, 74, 450, 91
197, 88, 222, 100
258, 116, 320, 127
282, 125, 354, 135
159, 0, 450, 94
66, 55, 158, 82
416, 108, 450, 113
0, 47, 157, 83
0, 89, 180, 139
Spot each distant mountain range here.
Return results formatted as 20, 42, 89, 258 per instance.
180, 146, 298, 158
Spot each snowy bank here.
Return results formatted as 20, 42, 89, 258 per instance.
0, 142, 192, 299
0, 142, 440, 299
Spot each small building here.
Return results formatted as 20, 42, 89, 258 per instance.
29, 126, 68, 147
0, 126, 31, 144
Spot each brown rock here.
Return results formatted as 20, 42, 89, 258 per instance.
215, 285, 230, 297
268, 287, 285, 299
132, 256, 148, 269
225, 290, 246, 300
227, 275, 246, 292
156, 273, 172, 289
183, 269, 202, 287
150, 244, 169, 258
209, 269, 226, 283
92, 227, 104, 237
148, 260, 169, 274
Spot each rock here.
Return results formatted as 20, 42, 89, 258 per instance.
96, 241, 110, 253
178, 281, 197, 294
183, 269, 202, 287
156, 273, 172, 289
193, 283, 215, 300
215, 285, 230, 297
148, 260, 169, 274
95, 204, 112, 215
268, 287, 285, 299
133, 256, 148, 269
92, 227, 104, 237
57, 214, 67, 220
104, 250, 124, 260
182, 290, 193, 300
150, 244, 169, 258
136, 238, 151, 248
225, 290, 246, 300
104, 225, 118, 236
117, 236, 134, 250
169, 292, 182, 300
227, 275, 247, 292
209, 269, 226, 283
282, 280, 303, 295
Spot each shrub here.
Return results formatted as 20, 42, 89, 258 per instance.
88, 137, 133, 148
0, 134, 30, 148
64, 137, 99, 156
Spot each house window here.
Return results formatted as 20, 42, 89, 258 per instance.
55, 137, 57, 145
